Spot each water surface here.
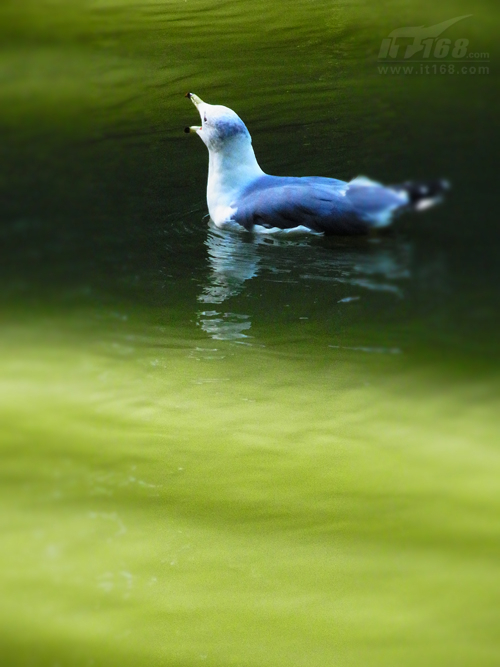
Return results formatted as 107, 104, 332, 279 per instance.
1, 1, 499, 665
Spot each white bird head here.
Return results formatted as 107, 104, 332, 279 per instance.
184, 92, 252, 153
184, 93, 264, 227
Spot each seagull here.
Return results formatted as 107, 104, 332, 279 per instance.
185, 92, 448, 235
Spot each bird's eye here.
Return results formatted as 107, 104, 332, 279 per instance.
203, 113, 207, 123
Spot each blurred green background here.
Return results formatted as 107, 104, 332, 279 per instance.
0, 1, 499, 665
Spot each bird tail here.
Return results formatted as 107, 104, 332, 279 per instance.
389, 179, 450, 211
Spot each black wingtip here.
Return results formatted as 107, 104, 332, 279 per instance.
184, 126, 190, 133
185, 92, 192, 99
391, 178, 451, 206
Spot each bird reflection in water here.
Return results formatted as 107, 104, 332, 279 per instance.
198, 227, 260, 305
197, 225, 414, 343
197, 227, 259, 340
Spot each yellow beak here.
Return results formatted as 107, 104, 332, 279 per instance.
185, 92, 204, 107
184, 93, 204, 134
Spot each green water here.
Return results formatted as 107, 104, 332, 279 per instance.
1, 1, 499, 665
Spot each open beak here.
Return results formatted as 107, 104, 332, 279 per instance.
184, 92, 203, 133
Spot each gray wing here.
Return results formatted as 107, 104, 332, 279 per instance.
233, 175, 408, 235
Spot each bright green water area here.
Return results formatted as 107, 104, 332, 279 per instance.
1, 1, 499, 665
